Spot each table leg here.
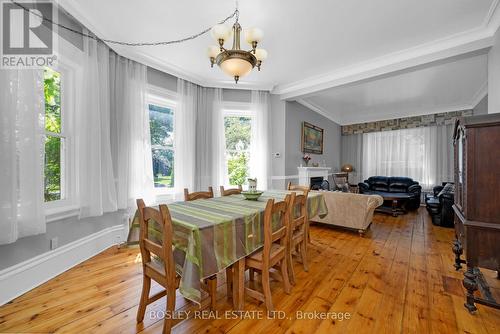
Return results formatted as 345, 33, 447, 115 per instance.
392, 199, 398, 217
232, 258, 245, 310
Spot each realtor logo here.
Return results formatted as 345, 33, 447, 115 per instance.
1, 0, 56, 68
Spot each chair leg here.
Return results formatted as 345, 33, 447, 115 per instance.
287, 243, 296, 286
300, 239, 309, 272
207, 276, 217, 310
280, 258, 291, 294
226, 267, 233, 300
137, 275, 151, 322
261, 269, 274, 311
163, 287, 176, 334
249, 268, 255, 281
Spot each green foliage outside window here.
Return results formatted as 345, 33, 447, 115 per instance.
44, 68, 62, 202
149, 104, 174, 188
225, 116, 251, 186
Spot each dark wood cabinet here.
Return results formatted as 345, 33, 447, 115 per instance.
452, 114, 500, 313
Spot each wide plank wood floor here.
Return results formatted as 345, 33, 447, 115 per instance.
1, 208, 499, 334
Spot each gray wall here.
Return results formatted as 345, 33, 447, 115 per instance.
0, 211, 125, 270
147, 67, 177, 91
269, 95, 287, 189
473, 95, 488, 115
284, 101, 342, 183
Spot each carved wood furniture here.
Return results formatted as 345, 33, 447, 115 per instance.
244, 196, 292, 311
451, 114, 500, 313
286, 191, 309, 285
287, 181, 310, 192
184, 186, 214, 201
136, 200, 181, 334
220, 185, 242, 196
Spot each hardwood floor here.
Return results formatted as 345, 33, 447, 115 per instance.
1, 208, 499, 333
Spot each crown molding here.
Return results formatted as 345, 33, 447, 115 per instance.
274, 27, 493, 99
471, 81, 488, 108
57, 0, 498, 97
483, 0, 500, 32
295, 99, 341, 124
339, 103, 475, 126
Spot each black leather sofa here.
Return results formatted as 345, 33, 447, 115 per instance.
358, 176, 422, 211
425, 183, 454, 227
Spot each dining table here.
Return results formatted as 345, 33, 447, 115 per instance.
128, 189, 328, 309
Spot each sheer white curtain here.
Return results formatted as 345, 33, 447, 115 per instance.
362, 126, 454, 188
195, 87, 216, 190
249, 90, 271, 190
212, 88, 228, 188
341, 134, 363, 184
0, 70, 45, 244
77, 37, 117, 218
110, 53, 154, 210
174, 79, 197, 198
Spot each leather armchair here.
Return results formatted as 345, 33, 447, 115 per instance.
425, 183, 454, 227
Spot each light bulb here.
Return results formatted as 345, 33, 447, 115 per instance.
207, 46, 220, 58
255, 48, 268, 61
250, 28, 263, 43
211, 24, 230, 42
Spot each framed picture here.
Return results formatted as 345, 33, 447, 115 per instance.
301, 122, 324, 154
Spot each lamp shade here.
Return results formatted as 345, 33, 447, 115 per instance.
211, 24, 231, 41
254, 48, 268, 61
220, 58, 253, 77
244, 27, 263, 44
207, 46, 220, 58
341, 164, 354, 173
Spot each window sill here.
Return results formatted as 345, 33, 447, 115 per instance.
45, 205, 80, 223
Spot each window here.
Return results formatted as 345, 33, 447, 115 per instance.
224, 112, 252, 186
44, 67, 65, 202
362, 126, 448, 188
149, 98, 175, 190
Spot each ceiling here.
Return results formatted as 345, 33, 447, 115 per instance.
299, 53, 488, 125
58, 0, 496, 87
57, 0, 498, 123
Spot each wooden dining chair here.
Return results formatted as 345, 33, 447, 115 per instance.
136, 199, 180, 334
136, 200, 218, 334
287, 182, 313, 243
244, 196, 292, 311
220, 185, 243, 196
287, 182, 309, 192
286, 191, 309, 285
184, 186, 214, 201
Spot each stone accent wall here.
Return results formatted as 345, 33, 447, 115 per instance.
341, 109, 473, 135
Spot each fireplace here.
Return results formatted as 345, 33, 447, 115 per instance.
310, 177, 324, 190
297, 166, 331, 188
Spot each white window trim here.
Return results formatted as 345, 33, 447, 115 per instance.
44, 37, 84, 220
148, 85, 177, 198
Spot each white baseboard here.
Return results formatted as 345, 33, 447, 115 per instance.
0, 224, 126, 306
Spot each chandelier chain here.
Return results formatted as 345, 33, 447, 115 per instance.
10, 0, 238, 46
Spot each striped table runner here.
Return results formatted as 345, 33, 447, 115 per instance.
128, 190, 327, 303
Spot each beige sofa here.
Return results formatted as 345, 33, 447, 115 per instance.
310, 191, 383, 235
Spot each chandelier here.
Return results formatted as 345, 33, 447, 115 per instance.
207, 7, 267, 83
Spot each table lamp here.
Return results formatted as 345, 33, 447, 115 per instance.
341, 164, 354, 183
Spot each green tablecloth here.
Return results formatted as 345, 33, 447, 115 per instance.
128, 190, 327, 303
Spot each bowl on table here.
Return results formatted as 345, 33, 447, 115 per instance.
241, 190, 264, 201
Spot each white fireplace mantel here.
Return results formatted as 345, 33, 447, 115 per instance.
298, 167, 331, 187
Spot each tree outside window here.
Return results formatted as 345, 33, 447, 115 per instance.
149, 104, 174, 188
44, 67, 64, 202
224, 116, 251, 186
